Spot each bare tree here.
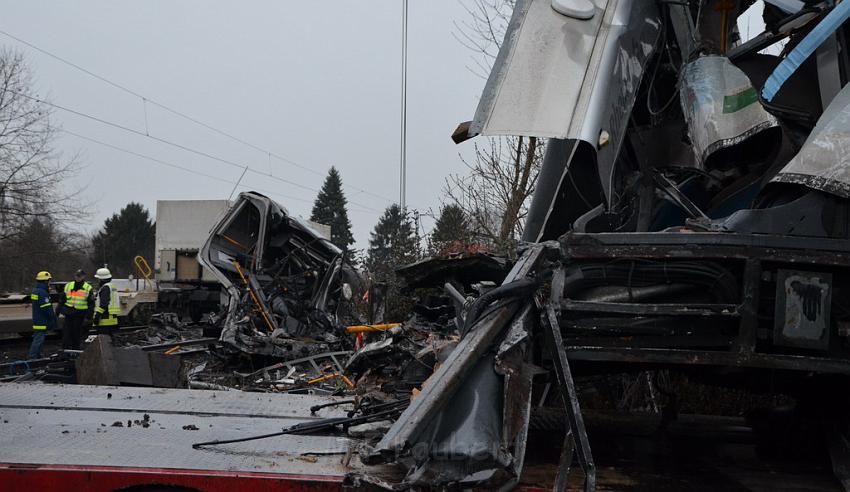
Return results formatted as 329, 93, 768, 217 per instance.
446, 0, 543, 255
0, 217, 93, 291
453, 0, 515, 79
0, 48, 85, 241
444, 135, 542, 253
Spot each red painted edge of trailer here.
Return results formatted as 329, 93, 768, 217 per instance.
0, 462, 345, 492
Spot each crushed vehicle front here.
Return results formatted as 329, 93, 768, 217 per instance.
198, 191, 356, 358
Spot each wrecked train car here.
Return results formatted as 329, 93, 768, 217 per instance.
372, 0, 850, 489
198, 192, 357, 358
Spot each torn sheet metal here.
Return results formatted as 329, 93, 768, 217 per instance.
470, 0, 659, 142
469, 0, 608, 139
469, 0, 659, 205
679, 56, 779, 167
198, 192, 354, 357
367, 245, 548, 488
493, 304, 538, 490
771, 82, 850, 198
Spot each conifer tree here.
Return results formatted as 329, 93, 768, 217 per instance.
430, 204, 471, 255
366, 204, 419, 320
366, 204, 419, 276
310, 167, 354, 252
90, 203, 155, 277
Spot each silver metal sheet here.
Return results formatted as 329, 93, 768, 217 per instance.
470, 0, 659, 203
470, 0, 609, 139
586, 0, 660, 202
0, 383, 375, 477
0, 383, 351, 420
679, 56, 779, 166
772, 82, 850, 198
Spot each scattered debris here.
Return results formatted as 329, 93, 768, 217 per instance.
187, 381, 230, 391
347, 420, 393, 439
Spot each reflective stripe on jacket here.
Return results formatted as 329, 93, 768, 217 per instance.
64, 281, 93, 310
31, 282, 56, 331
95, 282, 120, 327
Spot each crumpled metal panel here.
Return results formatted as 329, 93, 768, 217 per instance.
679, 56, 779, 166
470, 0, 608, 139
470, 0, 660, 204
470, 0, 659, 144
772, 82, 850, 198
404, 354, 508, 486
197, 192, 343, 356
367, 245, 548, 488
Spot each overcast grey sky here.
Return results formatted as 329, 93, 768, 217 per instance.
1, 1, 485, 249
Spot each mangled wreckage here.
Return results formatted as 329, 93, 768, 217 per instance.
7, 0, 850, 488
198, 192, 359, 358
194, 193, 455, 398
185, 1, 850, 482
357, 0, 850, 489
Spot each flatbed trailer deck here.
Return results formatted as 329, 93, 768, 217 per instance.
0, 302, 31, 335
0, 383, 396, 491
0, 382, 844, 491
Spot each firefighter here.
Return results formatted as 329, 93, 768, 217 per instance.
93, 267, 120, 335
59, 269, 94, 350
28, 271, 57, 360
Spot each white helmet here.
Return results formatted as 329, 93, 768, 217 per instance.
94, 267, 112, 280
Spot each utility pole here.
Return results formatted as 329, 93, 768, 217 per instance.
399, 0, 408, 210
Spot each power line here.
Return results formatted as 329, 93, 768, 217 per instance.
60, 129, 308, 204
0, 28, 396, 205
60, 128, 378, 215
9, 89, 383, 213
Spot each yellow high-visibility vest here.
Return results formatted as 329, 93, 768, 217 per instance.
94, 283, 121, 327
64, 282, 92, 310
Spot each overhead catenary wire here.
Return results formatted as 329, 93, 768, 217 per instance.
9, 89, 383, 213
60, 128, 377, 215
0, 28, 396, 205
60, 128, 309, 205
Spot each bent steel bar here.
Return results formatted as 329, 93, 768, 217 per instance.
545, 266, 596, 491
